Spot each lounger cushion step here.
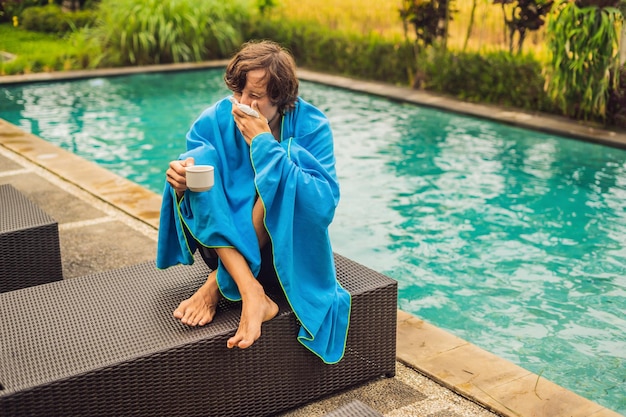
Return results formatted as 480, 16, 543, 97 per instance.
0, 184, 63, 293
0, 253, 397, 417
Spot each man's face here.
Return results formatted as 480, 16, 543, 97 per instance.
233, 69, 279, 122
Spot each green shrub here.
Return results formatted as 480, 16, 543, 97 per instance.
544, 1, 622, 122
419, 49, 556, 113
0, 51, 73, 73
84, 0, 253, 66
0, 0, 43, 23
66, 26, 104, 69
21, 4, 96, 34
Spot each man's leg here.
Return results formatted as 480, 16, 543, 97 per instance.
173, 198, 277, 348
252, 195, 270, 248
215, 246, 278, 349
223, 198, 276, 348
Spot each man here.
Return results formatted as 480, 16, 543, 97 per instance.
157, 40, 351, 364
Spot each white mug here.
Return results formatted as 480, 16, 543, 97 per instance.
185, 165, 214, 192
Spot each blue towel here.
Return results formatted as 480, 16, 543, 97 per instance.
157, 97, 351, 364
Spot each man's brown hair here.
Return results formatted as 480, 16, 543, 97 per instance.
224, 40, 299, 114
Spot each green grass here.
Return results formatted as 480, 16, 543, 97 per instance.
0, 23, 81, 74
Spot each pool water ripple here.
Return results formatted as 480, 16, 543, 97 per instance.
2, 70, 625, 414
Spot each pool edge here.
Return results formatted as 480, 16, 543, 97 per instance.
297, 69, 626, 151
3, 62, 626, 150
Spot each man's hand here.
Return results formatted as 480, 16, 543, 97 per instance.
166, 157, 194, 198
232, 101, 271, 145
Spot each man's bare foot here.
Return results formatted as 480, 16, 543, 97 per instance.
227, 286, 278, 349
173, 270, 220, 326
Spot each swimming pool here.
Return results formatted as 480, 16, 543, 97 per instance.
1, 69, 625, 414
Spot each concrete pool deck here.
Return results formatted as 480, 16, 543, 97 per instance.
1, 63, 624, 417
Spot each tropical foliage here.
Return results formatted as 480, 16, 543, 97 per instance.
0, 0, 43, 23
419, 48, 555, 110
544, 0, 622, 120
83, 0, 252, 66
21, 3, 95, 33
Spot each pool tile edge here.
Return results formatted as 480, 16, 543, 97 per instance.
296, 69, 626, 151
0, 119, 162, 229
397, 310, 623, 417
0, 61, 230, 85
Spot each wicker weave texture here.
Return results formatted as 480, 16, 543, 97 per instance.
0, 184, 63, 292
322, 400, 384, 417
0, 253, 397, 417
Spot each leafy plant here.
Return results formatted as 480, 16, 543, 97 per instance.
0, 0, 43, 23
85, 0, 252, 66
419, 49, 555, 111
544, 0, 623, 121
21, 4, 96, 33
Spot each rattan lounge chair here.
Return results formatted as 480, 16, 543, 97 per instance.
0, 184, 62, 293
0, 253, 396, 416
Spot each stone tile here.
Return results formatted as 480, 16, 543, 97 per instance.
0, 176, 106, 224
0, 153, 23, 171
421, 343, 531, 390
396, 311, 468, 364
279, 364, 429, 417
488, 372, 611, 417
59, 220, 157, 278
0, 120, 162, 228
413, 344, 530, 415
428, 410, 463, 417
387, 362, 500, 417
588, 407, 626, 417
354, 377, 427, 413
395, 309, 618, 417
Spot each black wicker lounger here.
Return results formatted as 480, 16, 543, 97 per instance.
0, 184, 62, 292
0, 253, 396, 417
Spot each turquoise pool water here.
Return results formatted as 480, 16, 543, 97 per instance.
2, 69, 625, 414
